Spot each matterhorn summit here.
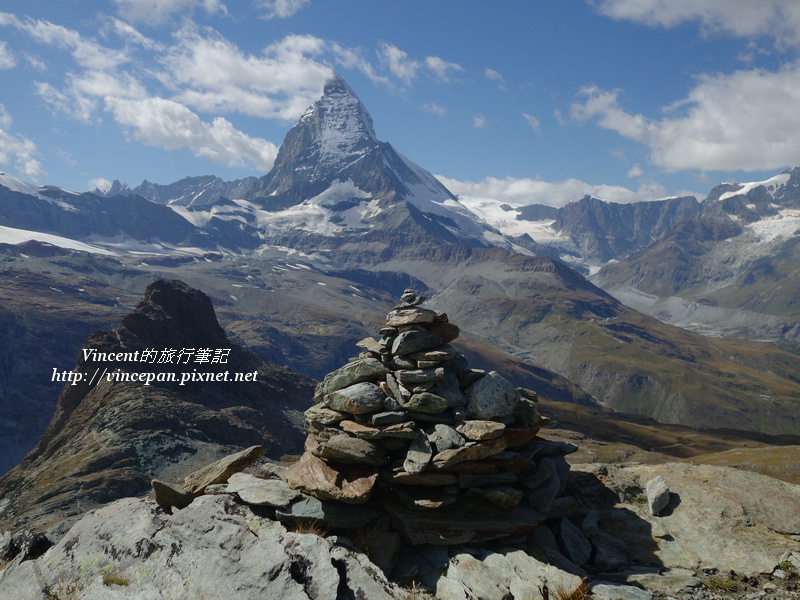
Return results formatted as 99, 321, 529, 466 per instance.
248, 74, 510, 247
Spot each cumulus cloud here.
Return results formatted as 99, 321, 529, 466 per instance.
484, 68, 503, 82
105, 96, 279, 170
113, 0, 226, 26
424, 55, 463, 81
436, 174, 655, 208
473, 114, 487, 128
257, 0, 310, 19
164, 28, 331, 120
378, 43, 419, 85
0, 104, 45, 179
88, 177, 113, 192
0, 12, 129, 70
424, 102, 447, 116
572, 64, 800, 172
592, 0, 800, 47
627, 164, 644, 178
522, 113, 541, 134
0, 41, 15, 68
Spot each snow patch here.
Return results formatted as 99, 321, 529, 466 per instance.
0, 225, 117, 255
718, 172, 791, 201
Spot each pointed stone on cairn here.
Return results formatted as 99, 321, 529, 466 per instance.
281, 290, 577, 546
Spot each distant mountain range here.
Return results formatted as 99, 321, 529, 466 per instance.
1, 74, 800, 478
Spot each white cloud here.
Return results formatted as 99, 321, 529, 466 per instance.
379, 43, 419, 85
473, 114, 487, 128
89, 177, 113, 192
424, 55, 463, 81
484, 68, 503, 82
424, 102, 447, 116
627, 164, 644, 178
0, 13, 128, 70
113, 0, 226, 26
330, 43, 390, 86
522, 113, 541, 134
592, 0, 800, 47
164, 29, 331, 120
0, 41, 15, 68
257, 0, 310, 19
0, 104, 45, 180
572, 63, 800, 172
437, 174, 651, 207
105, 96, 278, 170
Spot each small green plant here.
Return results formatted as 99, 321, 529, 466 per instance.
102, 571, 130, 586
706, 575, 739, 592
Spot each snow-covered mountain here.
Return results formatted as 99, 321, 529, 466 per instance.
593, 168, 800, 340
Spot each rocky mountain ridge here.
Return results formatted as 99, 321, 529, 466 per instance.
0, 279, 313, 538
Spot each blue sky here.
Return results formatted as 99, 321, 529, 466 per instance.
2, 1, 800, 206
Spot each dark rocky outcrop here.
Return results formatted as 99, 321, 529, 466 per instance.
0, 279, 313, 539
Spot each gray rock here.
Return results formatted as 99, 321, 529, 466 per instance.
464, 371, 519, 419
443, 548, 585, 600
403, 392, 449, 414
276, 495, 383, 530
324, 382, 386, 415
466, 486, 523, 509
384, 373, 410, 402
395, 367, 445, 385
0, 495, 407, 599
456, 419, 506, 441
557, 517, 593, 566
574, 462, 800, 576
391, 330, 442, 355
226, 472, 300, 508
314, 358, 390, 400
184, 445, 265, 495
645, 475, 670, 516
385, 307, 438, 327
591, 582, 653, 600
404, 428, 434, 474
429, 424, 465, 453
434, 370, 467, 407
313, 434, 389, 467
304, 404, 347, 426
151, 479, 194, 509
369, 411, 408, 425
522, 457, 561, 512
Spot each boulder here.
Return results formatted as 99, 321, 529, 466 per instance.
314, 358, 389, 400
226, 472, 301, 508
312, 434, 389, 467
151, 479, 194, 510
645, 475, 670, 516
281, 452, 378, 504
183, 445, 265, 495
324, 382, 386, 415
464, 371, 519, 419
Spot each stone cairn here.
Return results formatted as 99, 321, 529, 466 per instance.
278, 289, 578, 548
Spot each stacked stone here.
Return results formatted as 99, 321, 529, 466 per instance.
280, 290, 577, 546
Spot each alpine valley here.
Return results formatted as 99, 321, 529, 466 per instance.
1, 73, 800, 485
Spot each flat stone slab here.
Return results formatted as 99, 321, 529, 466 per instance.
184, 445, 265, 495
380, 496, 543, 545
276, 496, 382, 530
226, 472, 301, 508
280, 452, 378, 504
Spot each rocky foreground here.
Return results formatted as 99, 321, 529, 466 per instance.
1, 288, 799, 598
